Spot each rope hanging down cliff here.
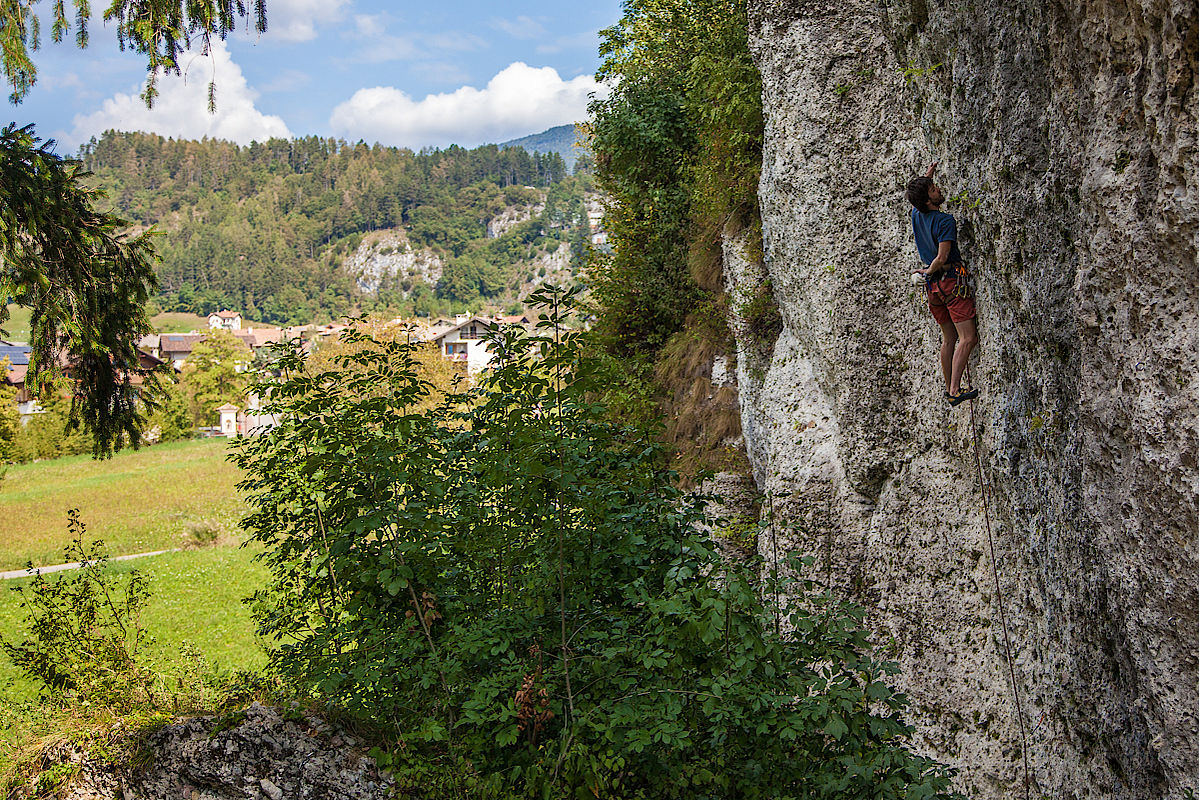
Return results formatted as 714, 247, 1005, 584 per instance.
963, 371, 1033, 800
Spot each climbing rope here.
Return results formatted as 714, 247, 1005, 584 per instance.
964, 367, 1033, 800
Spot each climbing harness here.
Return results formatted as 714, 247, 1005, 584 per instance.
927, 262, 973, 307
965, 366, 1033, 800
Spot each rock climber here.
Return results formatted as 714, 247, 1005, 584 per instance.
906, 161, 979, 406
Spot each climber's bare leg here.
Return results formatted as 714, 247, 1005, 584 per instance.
950, 317, 978, 395
938, 321, 957, 393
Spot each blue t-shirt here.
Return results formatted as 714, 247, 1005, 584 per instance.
911, 209, 962, 267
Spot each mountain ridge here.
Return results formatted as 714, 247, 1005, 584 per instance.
499, 124, 586, 173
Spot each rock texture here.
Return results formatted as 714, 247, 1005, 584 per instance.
740, 0, 1198, 797
342, 229, 444, 295
486, 202, 545, 238
18, 703, 393, 800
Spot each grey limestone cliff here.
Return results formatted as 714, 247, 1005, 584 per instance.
736, 0, 1198, 796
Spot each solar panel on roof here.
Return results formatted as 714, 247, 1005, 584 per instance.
0, 345, 31, 365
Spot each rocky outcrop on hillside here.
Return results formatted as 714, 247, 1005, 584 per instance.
343, 230, 444, 295
487, 202, 545, 238
738, 0, 1198, 797
15, 703, 392, 800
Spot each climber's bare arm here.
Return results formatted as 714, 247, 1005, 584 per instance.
919, 240, 954, 276
925, 161, 938, 179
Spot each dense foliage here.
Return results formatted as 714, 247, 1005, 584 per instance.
234, 288, 962, 799
0, 123, 161, 456
588, 0, 763, 354
82, 132, 588, 323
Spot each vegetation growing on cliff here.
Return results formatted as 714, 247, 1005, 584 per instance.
588, 0, 763, 352
586, 0, 763, 479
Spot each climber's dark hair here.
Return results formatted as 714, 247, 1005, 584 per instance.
906, 176, 933, 212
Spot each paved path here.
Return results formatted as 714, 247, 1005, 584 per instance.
0, 548, 182, 580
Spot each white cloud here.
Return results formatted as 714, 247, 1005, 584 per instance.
40, 72, 85, 92
491, 16, 549, 40
329, 62, 604, 149
66, 43, 291, 147
343, 14, 421, 63
259, 0, 349, 42
340, 14, 483, 65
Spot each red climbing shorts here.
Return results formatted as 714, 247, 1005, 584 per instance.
926, 264, 976, 325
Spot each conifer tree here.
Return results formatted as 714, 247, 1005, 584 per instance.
0, 0, 266, 106
0, 0, 270, 455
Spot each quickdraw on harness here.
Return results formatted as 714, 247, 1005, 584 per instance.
927, 262, 972, 305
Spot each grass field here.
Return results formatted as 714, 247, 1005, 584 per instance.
0, 544, 269, 704
0, 307, 31, 344
6, 308, 272, 339
150, 311, 210, 333
150, 312, 272, 333
0, 438, 246, 571
0, 434, 270, 771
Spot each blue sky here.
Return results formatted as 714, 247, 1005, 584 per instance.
10, 0, 623, 153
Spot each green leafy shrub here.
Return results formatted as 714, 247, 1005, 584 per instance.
10, 393, 94, 463
235, 287, 962, 799
182, 519, 223, 548
143, 378, 194, 444
1, 511, 157, 713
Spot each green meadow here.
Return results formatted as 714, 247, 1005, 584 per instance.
0, 438, 246, 570
0, 307, 30, 344
0, 437, 270, 767
0, 544, 268, 704
150, 311, 211, 333
150, 311, 273, 333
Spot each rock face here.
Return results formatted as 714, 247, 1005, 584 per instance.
487, 202, 545, 238
343, 229, 444, 295
22, 703, 394, 800
739, 0, 1198, 796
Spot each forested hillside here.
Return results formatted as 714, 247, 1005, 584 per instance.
80, 133, 592, 324
500, 124, 587, 172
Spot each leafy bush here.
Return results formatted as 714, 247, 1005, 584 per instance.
741, 278, 784, 347
1, 511, 157, 713
182, 519, 223, 548
11, 394, 94, 463
143, 378, 194, 444
234, 287, 962, 799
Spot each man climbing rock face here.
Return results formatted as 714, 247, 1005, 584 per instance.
906, 162, 980, 406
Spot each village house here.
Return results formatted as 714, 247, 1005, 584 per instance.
154, 327, 285, 370
1, 342, 164, 420
208, 310, 242, 330
429, 314, 530, 374
0, 343, 36, 416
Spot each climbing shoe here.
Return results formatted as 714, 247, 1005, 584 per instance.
947, 387, 980, 406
